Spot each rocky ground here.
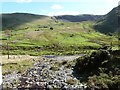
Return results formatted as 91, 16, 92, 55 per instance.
3, 55, 87, 89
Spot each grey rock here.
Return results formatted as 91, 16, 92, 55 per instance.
47, 85, 53, 89
3, 55, 87, 89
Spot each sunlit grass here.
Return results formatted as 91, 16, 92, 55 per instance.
1, 20, 118, 56
2, 55, 40, 75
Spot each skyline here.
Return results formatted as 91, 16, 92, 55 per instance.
1, 0, 120, 16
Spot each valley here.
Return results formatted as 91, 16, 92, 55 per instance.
1, 5, 120, 89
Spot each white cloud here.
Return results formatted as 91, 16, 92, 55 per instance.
48, 11, 80, 16
16, 0, 32, 3
119, 1, 120, 5
105, 0, 119, 2
51, 4, 64, 10
105, 0, 119, 5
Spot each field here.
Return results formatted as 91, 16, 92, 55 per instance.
1, 17, 118, 56
1, 55, 40, 75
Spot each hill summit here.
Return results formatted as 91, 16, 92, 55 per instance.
94, 5, 120, 33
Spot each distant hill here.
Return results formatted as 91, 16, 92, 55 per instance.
2, 13, 48, 30
2, 5, 120, 33
94, 5, 120, 33
55, 14, 103, 22
2, 13, 103, 30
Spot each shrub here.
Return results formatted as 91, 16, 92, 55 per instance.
73, 50, 120, 89
50, 27, 53, 30
74, 50, 111, 74
87, 73, 120, 89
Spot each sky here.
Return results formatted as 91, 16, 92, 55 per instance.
0, 0, 120, 16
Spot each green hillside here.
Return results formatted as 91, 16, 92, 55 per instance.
2, 13, 48, 30
94, 5, 120, 33
1, 13, 118, 55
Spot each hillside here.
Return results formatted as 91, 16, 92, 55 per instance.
1, 13, 118, 56
2, 13, 103, 30
55, 14, 103, 22
2, 13, 48, 30
94, 5, 120, 33
1, 7, 120, 56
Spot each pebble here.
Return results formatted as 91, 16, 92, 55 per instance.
3, 55, 87, 89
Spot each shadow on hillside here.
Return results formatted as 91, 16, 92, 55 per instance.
2, 13, 48, 30
55, 15, 102, 22
94, 5, 120, 33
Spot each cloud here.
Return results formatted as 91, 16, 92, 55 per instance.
105, 0, 119, 5
105, 0, 119, 2
119, 1, 120, 5
16, 0, 32, 3
48, 11, 80, 16
51, 4, 64, 10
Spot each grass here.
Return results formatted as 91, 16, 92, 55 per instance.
2, 60, 34, 75
1, 18, 119, 56
2, 55, 40, 75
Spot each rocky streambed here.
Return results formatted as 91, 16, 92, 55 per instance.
3, 55, 87, 89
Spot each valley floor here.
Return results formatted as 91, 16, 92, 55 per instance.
2, 54, 87, 89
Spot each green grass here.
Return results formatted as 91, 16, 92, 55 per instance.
1, 19, 119, 56
2, 59, 35, 75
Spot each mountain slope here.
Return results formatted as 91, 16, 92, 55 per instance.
2, 13, 48, 30
55, 14, 103, 22
1, 11, 119, 55
94, 5, 120, 33
2, 13, 103, 30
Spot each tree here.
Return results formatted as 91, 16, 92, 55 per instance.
4, 29, 12, 59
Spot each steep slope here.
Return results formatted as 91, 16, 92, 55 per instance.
94, 5, 120, 33
55, 14, 103, 22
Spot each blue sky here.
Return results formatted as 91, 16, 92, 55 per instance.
1, 0, 119, 16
